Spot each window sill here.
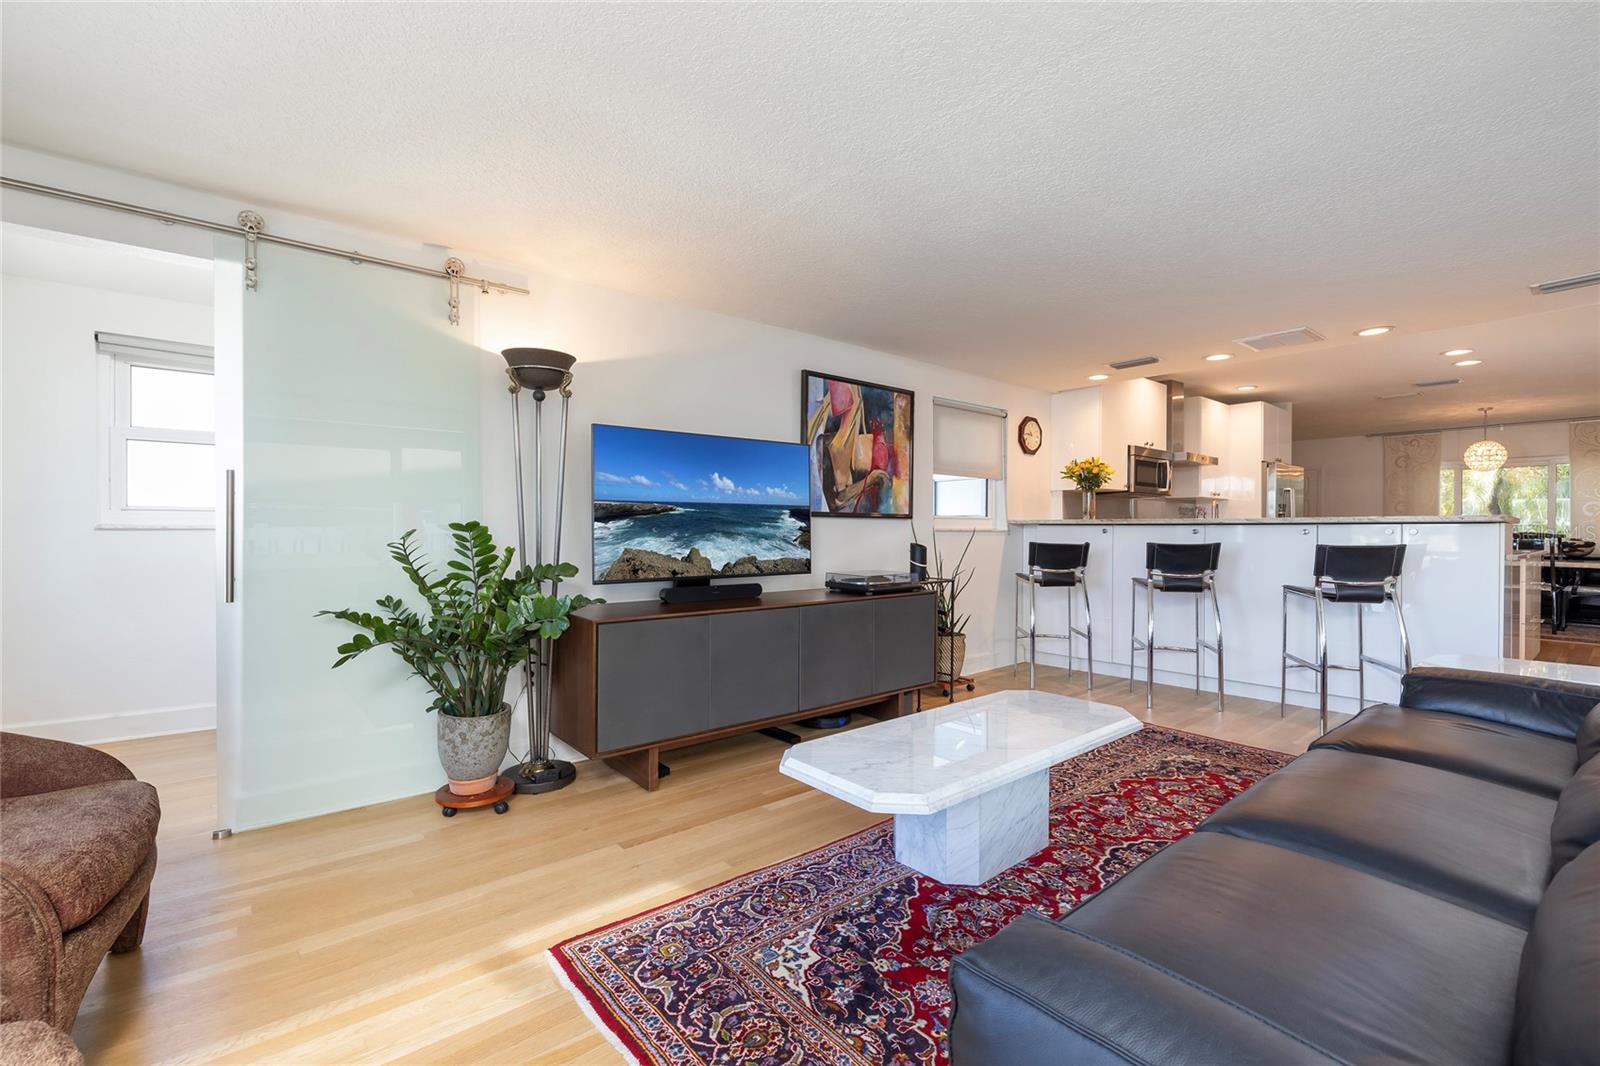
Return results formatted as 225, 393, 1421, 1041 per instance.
96, 520, 215, 532
932, 517, 1009, 534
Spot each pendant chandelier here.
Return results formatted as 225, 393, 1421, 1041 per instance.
1462, 406, 1508, 472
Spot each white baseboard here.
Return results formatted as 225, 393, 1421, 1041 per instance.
1, 703, 216, 745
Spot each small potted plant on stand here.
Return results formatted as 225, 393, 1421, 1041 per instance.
929, 528, 975, 693
319, 521, 598, 815
1062, 456, 1115, 518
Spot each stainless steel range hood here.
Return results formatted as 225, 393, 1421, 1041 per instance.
1160, 379, 1217, 466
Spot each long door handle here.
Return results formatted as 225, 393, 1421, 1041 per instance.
225, 468, 237, 604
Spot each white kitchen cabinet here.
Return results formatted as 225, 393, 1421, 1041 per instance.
1400, 522, 1506, 667
1102, 379, 1168, 458
1219, 400, 1293, 518
1207, 523, 1319, 694
1049, 387, 1102, 484
1019, 524, 1114, 674
1012, 518, 1511, 715
1112, 523, 1206, 682
1303, 523, 1405, 705
1050, 380, 1167, 494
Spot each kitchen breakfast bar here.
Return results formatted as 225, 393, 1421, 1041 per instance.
1007, 516, 1518, 717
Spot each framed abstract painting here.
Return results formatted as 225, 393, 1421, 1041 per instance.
801, 370, 913, 518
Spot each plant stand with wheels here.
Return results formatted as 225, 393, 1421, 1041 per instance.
435, 775, 515, 817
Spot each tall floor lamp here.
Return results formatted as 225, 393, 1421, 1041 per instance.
503, 347, 578, 795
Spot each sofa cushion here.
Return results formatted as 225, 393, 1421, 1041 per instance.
950, 913, 1346, 1065
1060, 831, 1528, 1066
0, 781, 159, 931
1200, 749, 1554, 926
1513, 843, 1600, 1066
1550, 757, 1600, 879
1400, 667, 1600, 739
1311, 704, 1576, 797
1578, 702, 1600, 765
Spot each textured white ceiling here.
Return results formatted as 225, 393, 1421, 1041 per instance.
1183, 303, 1600, 439
2, 3, 1596, 429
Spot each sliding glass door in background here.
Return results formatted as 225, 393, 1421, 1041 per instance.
214, 241, 483, 831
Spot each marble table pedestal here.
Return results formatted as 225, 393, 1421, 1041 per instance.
892, 769, 1048, 885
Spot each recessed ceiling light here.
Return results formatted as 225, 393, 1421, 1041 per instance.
1454, 359, 1482, 367
1236, 385, 1258, 392
1088, 373, 1109, 381
1204, 353, 1233, 362
1442, 348, 1474, 357
1355, 326, 1394, 337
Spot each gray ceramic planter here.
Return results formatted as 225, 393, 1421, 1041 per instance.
437, 703, 512, 795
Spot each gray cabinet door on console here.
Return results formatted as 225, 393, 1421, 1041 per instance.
873, 594, 935, 692
709, 609, 800, 729
596, 616, 710, 751
799, 602, 875, 710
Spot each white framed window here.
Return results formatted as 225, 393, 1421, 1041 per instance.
97, 332, 216, 529
1439, 455, 1571, 534
931, 398, 1007, 528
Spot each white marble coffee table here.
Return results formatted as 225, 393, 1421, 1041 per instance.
779, 690, 1141, 885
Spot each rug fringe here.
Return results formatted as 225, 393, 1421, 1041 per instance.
545, 950, 646, 1066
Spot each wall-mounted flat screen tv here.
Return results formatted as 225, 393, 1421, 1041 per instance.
591, 424, 812, 585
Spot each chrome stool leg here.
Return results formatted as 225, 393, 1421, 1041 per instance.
1279, 586, 1289, 716
1144, 580, 1155, 713
1315, 589, 1329, 736
1029, 572, 1039, 689
1012, 574, 1023, 678
1193, 595, 1202, 693
1209, 581, 1225, 713
1356, 605, 1366, 711
1079, 579, 1095, 692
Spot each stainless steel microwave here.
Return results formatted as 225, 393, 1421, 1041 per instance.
1128, 446, 1172, 495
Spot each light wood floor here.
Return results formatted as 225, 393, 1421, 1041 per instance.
1538, 632, 1600, 667
79, 666, 1336, 1065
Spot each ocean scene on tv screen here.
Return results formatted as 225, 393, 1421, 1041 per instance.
592, 425, 811, 583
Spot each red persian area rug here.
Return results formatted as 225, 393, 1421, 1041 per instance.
549, 725, 1292, 1066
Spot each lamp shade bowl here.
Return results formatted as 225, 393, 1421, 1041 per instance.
501, 348, 576, 392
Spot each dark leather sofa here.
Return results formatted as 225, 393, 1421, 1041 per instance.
949, 667, 1600, 1065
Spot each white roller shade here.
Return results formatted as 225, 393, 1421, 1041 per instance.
932, 398, 1007, 480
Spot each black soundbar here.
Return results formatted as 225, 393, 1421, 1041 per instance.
659, 581, 764, 604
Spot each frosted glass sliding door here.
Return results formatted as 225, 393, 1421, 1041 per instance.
215, 242, 483, 830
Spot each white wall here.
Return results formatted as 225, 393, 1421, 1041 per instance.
1295, 435, 1384, 517
1297, 421, 1577, 517
1, 272, 216, 741
472, 273, 1055, 693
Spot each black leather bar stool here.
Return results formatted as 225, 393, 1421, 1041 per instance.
1280, 544, 1411, 734
1014, 542, 1093, 691
1129, 542, 1224, 713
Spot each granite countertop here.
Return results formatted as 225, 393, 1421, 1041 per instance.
1014, 516, 1518, 526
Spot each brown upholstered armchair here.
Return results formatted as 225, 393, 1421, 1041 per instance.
0, 734, 160, 1032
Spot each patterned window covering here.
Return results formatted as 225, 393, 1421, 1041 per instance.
1383, 433, 1442, 516
1570, 420, 1600, 542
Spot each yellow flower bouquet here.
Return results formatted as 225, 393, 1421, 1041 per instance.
1062, 456, 1115, 491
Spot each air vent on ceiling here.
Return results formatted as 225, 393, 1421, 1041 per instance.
1235, 327, 1325, 352
1529, 271, 1600, 295
1414, 378, 1461, 388
1377, 391, 1421, 400
1108, 355, 1160, 370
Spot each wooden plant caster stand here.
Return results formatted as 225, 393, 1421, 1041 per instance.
434, 775, 514, 817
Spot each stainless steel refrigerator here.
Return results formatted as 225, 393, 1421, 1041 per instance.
1263, 461, 1308, 518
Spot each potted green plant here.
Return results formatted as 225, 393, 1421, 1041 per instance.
1062, 456, 1115, 518
927, 527, 975, 683
318, 521, 599, 795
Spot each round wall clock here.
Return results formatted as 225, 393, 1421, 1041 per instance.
1018, 416, 1043, 455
